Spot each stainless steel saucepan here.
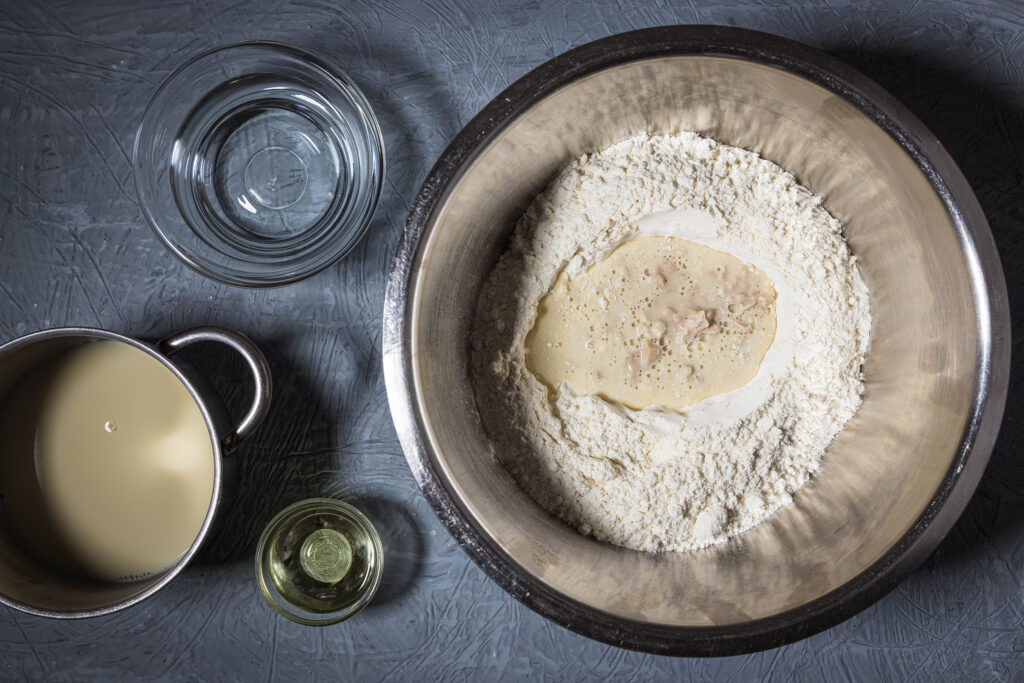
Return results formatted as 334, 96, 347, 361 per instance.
0, 325, 271, 618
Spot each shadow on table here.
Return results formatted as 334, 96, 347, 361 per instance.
169, 332, 425, 606
313, 32, 466, 283
829, 46, 1024, 567
146, 329, 342, 566
318, 492, 425, 609
311, 34, 464, 160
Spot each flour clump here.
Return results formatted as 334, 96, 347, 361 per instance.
471, 132, 871, 552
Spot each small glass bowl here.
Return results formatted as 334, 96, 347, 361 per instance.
133, 42, 384, 287
256, 498, 383, 626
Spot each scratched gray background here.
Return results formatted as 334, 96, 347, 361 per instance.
1, 0, 1022, 679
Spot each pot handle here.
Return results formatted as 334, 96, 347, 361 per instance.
158, 325, 272, 449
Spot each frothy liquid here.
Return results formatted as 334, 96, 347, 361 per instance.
0, 340, 215, 582
526, 236, 777, 411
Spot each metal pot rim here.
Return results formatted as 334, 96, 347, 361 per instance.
0, 326, 224, 619
382, 25, 1011, 655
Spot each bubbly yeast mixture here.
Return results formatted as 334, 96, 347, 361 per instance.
526, 235, 777, 411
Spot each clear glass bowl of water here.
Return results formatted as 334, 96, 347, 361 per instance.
133, 42, 384, 287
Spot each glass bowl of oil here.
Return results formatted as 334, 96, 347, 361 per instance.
255, 498, 383, 625
133, 42, 384, 287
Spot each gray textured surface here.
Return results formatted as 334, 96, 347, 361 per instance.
0, 0, 1022, 679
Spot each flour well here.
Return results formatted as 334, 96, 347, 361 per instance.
471, 133, 871, 552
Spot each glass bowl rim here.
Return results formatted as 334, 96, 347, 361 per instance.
132, 40, 385, 288
255, 497, 384, 626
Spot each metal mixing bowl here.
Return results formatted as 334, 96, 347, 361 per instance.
382, 26, 1010, 655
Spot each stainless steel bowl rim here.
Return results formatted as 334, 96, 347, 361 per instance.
382, 25, 1010, 655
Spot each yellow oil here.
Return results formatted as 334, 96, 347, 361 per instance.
267, 507, 378, 613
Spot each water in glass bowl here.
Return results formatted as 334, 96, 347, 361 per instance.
134, 43, 384, 287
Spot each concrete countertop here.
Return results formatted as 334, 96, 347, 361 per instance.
1, 0, 1021, 678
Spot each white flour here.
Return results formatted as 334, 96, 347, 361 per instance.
471, 133, 871, 552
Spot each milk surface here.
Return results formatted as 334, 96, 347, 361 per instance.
0, 340, 215, 582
